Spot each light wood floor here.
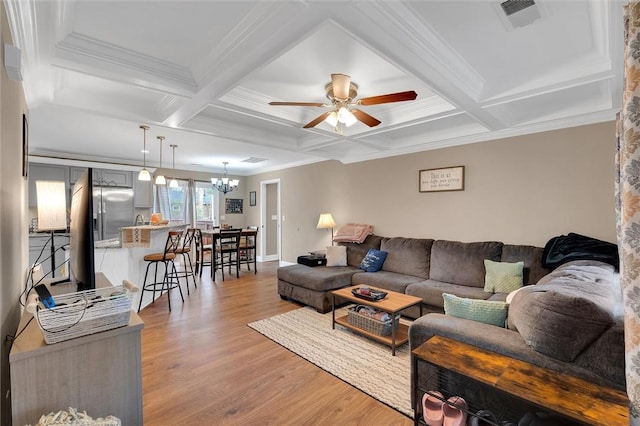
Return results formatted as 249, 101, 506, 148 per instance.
137, 261, 413, 426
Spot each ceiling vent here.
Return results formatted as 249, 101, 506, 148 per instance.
241, 157, 267, 164
500, 0, 541, 28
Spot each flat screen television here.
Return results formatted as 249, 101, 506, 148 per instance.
69, 168, 96, 291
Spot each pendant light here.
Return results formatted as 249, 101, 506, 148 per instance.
155, 136, 166, 185
169, 144, 179, 188
138, 125, 151, 181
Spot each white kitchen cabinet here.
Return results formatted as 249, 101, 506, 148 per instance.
69, 167, 132, 187
134, 177, 153, 208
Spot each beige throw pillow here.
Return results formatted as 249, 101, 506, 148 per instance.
326, 245, 347, 267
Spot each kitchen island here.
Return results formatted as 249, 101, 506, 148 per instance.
94, 224, 188, 310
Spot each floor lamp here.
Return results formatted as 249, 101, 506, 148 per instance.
316, 213, 336, 246
36, 181, 67, 279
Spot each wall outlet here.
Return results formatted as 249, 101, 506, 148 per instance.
271, 215, 277, 220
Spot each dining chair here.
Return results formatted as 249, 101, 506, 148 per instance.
214, 229, 242, 281
239, 226, 258, 274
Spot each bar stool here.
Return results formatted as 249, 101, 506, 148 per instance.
193, 228, 212, 277
171, 228, 197, 295
137, 231, 184, 313
239, 226, 258, 273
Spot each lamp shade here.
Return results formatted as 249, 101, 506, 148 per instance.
36, 180, 67, 231
138, 168, 151, 181
316, 213, 336, 229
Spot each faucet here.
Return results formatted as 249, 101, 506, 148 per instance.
134, 214, 145, 226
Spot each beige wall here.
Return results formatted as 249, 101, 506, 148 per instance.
1, 2, 28, 424
247, 121, 616, 263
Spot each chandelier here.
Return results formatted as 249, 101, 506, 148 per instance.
212, 162, 239, 194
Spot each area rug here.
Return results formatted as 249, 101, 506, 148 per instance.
247, 307, 413, 418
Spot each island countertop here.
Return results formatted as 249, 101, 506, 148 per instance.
120, 224, 187, 231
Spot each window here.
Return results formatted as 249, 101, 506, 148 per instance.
194, 180, 219, 229
154, 180, 188, 225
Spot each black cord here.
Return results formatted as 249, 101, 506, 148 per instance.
5, 316, 34, 344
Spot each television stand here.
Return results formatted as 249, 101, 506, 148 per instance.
10, 273, 144, 424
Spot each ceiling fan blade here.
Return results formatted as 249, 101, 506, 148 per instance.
331, 73, 351, 100
357, 90, 418, 106
269, 101, 326, 107
303, 111, 332, 128
351, 109, 381, 127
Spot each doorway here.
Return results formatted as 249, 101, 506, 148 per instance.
260, 179, 280, 263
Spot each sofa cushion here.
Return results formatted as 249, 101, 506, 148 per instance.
359, 248, 388, 272
380, 237, 433, 279
352, 271, 423, 294
405, 280, 491, 309
443, 293, 509, 327
277, 264, 358, 292
483, 260, 524, 293
326, 245, 347, 266
338, 234, 384, 268
508, 261, 620, 362
500, 244, 549, 285
429, 240, 503, 287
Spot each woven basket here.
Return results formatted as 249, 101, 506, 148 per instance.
347, 306, 399, 336
33, 285, 132, 344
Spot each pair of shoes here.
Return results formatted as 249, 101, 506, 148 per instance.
421, 391, 468, 426
472, 410, 497, 426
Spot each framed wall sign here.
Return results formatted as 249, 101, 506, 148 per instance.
249, 191, 256, 206
225, 198, 243, 214
419, 166, 465, 192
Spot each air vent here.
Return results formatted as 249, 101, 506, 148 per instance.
501, 0, 535, 16
241, 157, 267, 164
500, 0, 540, 28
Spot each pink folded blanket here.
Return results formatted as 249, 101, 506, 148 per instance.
333, 223, 373, 244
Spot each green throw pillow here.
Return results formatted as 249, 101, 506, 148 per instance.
443, 293, 509, 327
483, 259, 524, 293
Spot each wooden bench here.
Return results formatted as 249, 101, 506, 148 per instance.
412, 335, 629, 426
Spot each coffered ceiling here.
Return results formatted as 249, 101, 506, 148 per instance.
5, 0, 624, 176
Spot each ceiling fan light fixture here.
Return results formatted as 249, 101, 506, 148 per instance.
339, 107, 357, 127
325, 111, 338, 127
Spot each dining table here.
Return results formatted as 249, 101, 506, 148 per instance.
200, 228, 258, 277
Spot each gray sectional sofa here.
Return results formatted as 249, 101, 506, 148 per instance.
277, 233, 626, 398
277, 234, 548, 315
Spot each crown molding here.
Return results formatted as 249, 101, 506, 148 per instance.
55, 32, 197, 95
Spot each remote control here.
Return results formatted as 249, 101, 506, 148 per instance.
34, 284, 56, 308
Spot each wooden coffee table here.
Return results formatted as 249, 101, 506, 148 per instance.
331, 285, 422, 356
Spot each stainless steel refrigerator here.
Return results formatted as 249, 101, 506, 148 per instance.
93, 186, 134, 241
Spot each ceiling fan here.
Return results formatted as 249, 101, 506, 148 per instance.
269, 73, 417, 132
